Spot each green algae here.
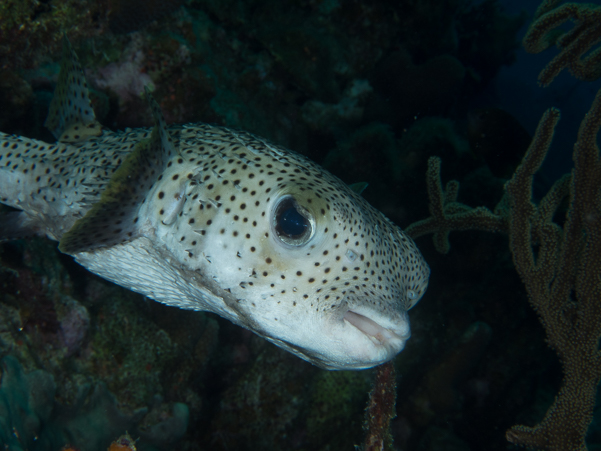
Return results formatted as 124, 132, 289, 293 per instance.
89, 294, 177, 407
0, 0, 103, 70
306, 370, 371, 449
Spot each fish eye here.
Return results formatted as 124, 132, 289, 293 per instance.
273, 196, 313, 246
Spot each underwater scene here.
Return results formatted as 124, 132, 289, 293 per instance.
1, 0, 601, 449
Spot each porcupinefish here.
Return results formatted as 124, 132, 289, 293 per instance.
0, 37, 429, 370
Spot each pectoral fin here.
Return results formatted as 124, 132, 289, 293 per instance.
59, 91, 174, 254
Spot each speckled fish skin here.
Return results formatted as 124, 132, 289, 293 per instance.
0, 39, 430, 370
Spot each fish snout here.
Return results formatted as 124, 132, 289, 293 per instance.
318, 304, 412, 369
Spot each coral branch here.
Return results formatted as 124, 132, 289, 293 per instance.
363, 362, 397, 451
523, 2, 601, 85
503, 108, 560, 284
404, 157, 506, 253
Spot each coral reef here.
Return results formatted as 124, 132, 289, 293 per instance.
0, 239, 197, 450
93, 34, 155, 106
207, 346, 312, 450
0, 355, 57, 450
0, 0, 106, 71
108, 0, 184, 34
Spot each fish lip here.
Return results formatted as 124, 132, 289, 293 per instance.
343, 309, 410, 345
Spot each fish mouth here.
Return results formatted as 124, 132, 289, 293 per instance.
343, 309, 410, 346
255, 306, 413, 370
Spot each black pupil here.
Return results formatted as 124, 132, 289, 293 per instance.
277, 203, 308, 237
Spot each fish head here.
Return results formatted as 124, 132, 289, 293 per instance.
252, 182, 429, 370
163, 140, 429, 370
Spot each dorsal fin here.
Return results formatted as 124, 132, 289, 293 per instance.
349, 182, 369, 195
144, 86, 177, 158
58, 92, 174, 254
44, 35, 102, 143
